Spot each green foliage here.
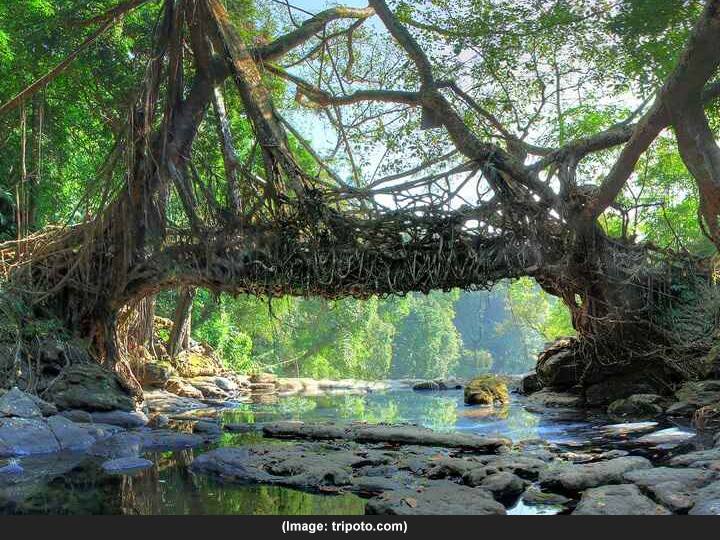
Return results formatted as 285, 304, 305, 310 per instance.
507, 278, 575, 343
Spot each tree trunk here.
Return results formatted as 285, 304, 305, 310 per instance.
168, 287, 196, 359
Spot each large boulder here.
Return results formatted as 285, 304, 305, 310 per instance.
463, 375, 509, 406
46, 363, 135, 412
623, 467, 716, 513
536, 340, 582, 389
0, 387, 42, 418
572, 484, 671, 515
137, 362, 175, 388
519, 372, 541, 395
174, 349, 223, 378
526, 389, 584, 409
666, 380, 720, 418
0, 417, 60, 456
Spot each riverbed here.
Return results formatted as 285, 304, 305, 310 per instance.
0, 387, 699, 515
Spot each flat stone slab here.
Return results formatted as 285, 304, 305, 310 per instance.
572, 484, 671, 515
366, 482, 505, 515
540, 456, 652, 492
635, 427, 695, 447
90, 410, 149, 428
262, 421, 510, 452
101, 457, 154, 474
669, 448, 720, 468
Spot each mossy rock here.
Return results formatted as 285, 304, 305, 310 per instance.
174, 351, 222, 378
464, 375, 509, 406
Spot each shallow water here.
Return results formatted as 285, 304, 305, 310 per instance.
0, 388, 697, 515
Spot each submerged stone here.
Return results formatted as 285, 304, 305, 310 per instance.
101, 457, 154, 474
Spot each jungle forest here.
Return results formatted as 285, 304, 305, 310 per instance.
1, 0, 720, 518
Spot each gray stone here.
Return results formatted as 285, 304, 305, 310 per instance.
58, 409, 93, 423
138, 363, 174, 388
193, 420, 222, 435
521, 485, 571, 506
540, 456, 652, 492
525, 389, 584, 409
0, 417, 60, 456
101, 457, 154, 474
666, 401, 697, 417
263, 421, 510, 453
519, 372, 541, 395
479, 471, 526, 503
635, 427, 695, 447
90, 410, 148, 428
536, 346, 580, 389
607, 394, 664, 418
669, 448, 720, 468
366, 482, 505, 515
585, 376, 657, 407
0, 388, 42, 418
88, 432, 142, 458
624, 467, 715, 513
28, 394, 58, 416
47, 363, 135, 412
572, 484, 671, 515
689, 499, 720, 515
138, 430, 207, 451
46, 415, 97, 452
675, 380, 720, 408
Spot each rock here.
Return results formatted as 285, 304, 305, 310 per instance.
263, 421, 510, 453
143, 389, 206, 414
46, 415, 97, 452
600, 421, 659, 435
0, 417, 60, 456
165, 378, 204, 399
193, 420, 222, 435
526, 389, 584, 409
187, 379, 229, 400
536, 343, 581, 389
223, 423, 260, 433
138, 362, 175, 388
607, 394, 664, 418
666, 401, 698, 417
366, 483, 505, 515
47, 363, 135, 412
90, 410, 148, 428
249, 382, 277, 394
88, 432, 142, 459
540, 456, 653, 492
635, 427, 695, 447
478, 471, 526, 504
350, 476, 404, 496
623, 467, 715, 513
676, 380, 720, 406
463, 375, 509, 406
689, 480, 720, 514
475, 454, 550, 480
148, 414, 170, 429
0, 388, 42, 418
669, 448, 720, 468
101, 457, 153, 474
277, 378, 304, 394
28, 394, 58, 417
413, 379, 463, 391
58, 409, 93, 423
137, 430, 207, 451
174, 350, 223, 378
572, 484, 671, 515
192, 376, 238, 393
250, 373, 278, 384
519, 372, 541, 395
585, 375, 658, 407
521, 486, 571, 506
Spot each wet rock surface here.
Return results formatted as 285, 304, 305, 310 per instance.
263, 421, 510, 452
572, 484, 671, 515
